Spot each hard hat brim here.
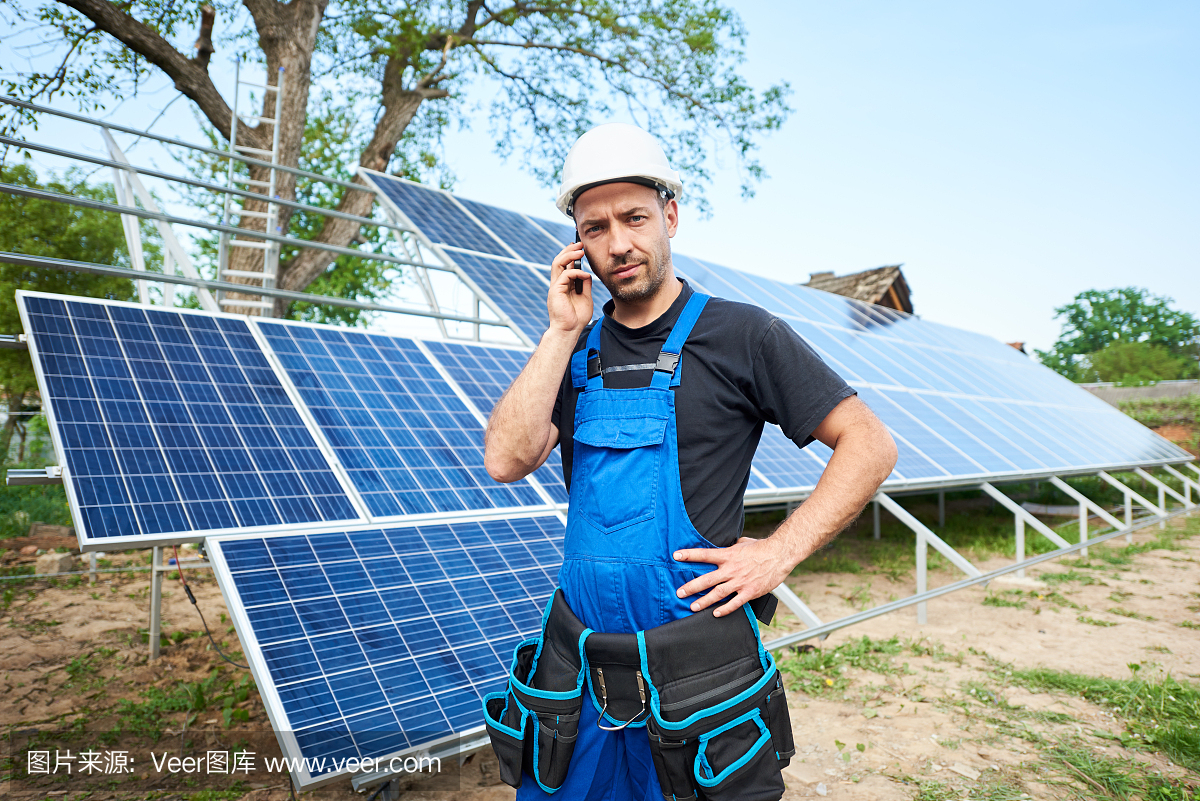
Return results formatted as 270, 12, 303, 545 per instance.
565, 177, 676, 218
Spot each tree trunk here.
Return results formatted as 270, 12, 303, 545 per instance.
271, 84, 429, 316
222, 0, 325, 315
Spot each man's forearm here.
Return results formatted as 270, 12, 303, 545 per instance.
770, 422, 896, 567
484, 328, 578, 482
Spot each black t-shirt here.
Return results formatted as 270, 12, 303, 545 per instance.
552, 280, 856, 546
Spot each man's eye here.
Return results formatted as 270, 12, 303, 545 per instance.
586, 225, 602, 234
629, 215, 646, 223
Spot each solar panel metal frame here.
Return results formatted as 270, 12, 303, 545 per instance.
205, 509, 567, 791
15, 290, 373, 551
248, 315, 563, 517
357, 168, 539, 348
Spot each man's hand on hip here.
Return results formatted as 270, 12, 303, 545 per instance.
673, 537, 792, 618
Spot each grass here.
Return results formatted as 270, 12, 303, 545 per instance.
777, 635, 905, 696
1108, 607, 1156, 622
1010, 663, 1200, 772
1044, 740, 1197, 800
1043, 570, 1106, 586
1119, 395, 1200, 429
1077, 615, 1118, 627
109, 669, 255, 741
983, 591, 1027, 609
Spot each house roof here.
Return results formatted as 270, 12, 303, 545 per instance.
803, 265, 912, 313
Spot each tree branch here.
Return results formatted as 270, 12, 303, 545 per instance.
55, 0, 235, 139
193, 4, 215, 70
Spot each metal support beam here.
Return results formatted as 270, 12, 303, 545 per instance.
875, 493, 981, 578
6, 466, 63, 485
1135, 467, 1187, 506
978, 482, 1070, 548
102, 130, 220, 313
770, 583, 826, 638
1099, 471, 1163, 541
874, 492, 981, 624
1078, 501, 1088, 558
0, 252, 500, 328
872, 500, 880, 541
764, 501, 1198, 651
149, 546, 164, 661
1015, 514, 1025, 578
1162, 464, 1199, 507
1047, 476, 1126, 530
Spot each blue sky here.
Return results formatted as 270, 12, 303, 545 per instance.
5, 1, 1197, 355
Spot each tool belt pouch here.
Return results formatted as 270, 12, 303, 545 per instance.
482, 590, 584, 792
643, 608, 795, 801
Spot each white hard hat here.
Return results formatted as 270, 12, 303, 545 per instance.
556, 123, 683, 217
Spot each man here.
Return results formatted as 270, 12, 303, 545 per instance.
484, 123, 897, 800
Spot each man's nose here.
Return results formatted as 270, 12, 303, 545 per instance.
607, 224, 635, 260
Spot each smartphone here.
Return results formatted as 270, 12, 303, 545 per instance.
572, 232, 583, 294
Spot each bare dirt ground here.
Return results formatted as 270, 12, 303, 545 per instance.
0, 514, 1197, 800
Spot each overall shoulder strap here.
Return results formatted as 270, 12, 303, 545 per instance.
570, 320, 605, 390
650, 293, 710, 389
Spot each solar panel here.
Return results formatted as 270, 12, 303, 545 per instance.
254, 321, 551, 517
17, 292, 364, 549
365, 174, 509, 258
455, 198, 564, 267
745, 425, 829, 491
441, 250, 552, 344
357, 179, 1192, 496
206, 513, 566, 791
421, 340, 569, 504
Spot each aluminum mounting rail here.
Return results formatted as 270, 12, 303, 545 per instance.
0, 95, 365, 192
0, 182, 445, 275
0, 251, 505, 327
0, 135, 414, 236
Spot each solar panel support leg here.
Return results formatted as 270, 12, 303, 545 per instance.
771, 583, 826, 639
937, 491, 945, 528
1078, 502, 1088, 559
150, 546, 164, 661
1014, 515, 1025, 579
872, 501, 880, 541
915, 522, 926, 625
1124, 496, 1132, 540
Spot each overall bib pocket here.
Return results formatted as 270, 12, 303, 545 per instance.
572, 403, 669, 533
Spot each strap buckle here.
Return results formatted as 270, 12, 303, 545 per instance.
595, 667, 649, 731
654, 352, 680, 374
586, 350, 602, 380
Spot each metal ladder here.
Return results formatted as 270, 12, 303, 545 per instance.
216, 61, 285, 315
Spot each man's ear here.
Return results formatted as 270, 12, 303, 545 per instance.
664, 198, 680, 237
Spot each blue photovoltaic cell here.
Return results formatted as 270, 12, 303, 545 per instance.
361, 184, 1193, 493
210, 515, 565, 784
527, 216, 574, 246
449, 252, 552, 342
456, 198, 564, 266
21, 295, 361, 543
749, 425, 828, 490
256, 323, 546, 517
422, 341, 569, 504
369, 176, 509, 257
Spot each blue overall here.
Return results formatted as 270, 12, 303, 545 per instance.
517, 292, 720, 801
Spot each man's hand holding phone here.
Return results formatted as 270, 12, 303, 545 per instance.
548, 239, 592, 337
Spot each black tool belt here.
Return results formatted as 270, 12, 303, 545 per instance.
482, 589, 795, 799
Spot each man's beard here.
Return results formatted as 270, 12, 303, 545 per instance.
598, 236, 672, 303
